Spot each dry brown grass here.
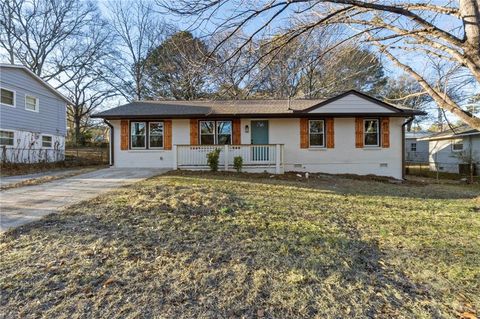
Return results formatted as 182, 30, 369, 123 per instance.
1, 171, 479, 318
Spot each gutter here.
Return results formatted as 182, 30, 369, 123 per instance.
103, 119, 114, 166
402, 117, 415, 180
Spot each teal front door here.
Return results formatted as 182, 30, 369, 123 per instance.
251, 120, 269, 161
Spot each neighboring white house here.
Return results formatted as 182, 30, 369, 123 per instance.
93, 90, 425, 179
0, 64, 70, 163
420, 126, 480, 175
405, 131, 430, 163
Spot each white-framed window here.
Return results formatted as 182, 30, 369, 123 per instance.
1, 88, 15, 107
131, 121, 146, 149
452, 139, 463, 152
41, 135, 53, 148
148, 122, 164, 149
0, 130, 14, 146
410, 143, 417, 152
199, 120, 232, 145
25, 95, 39, 112
309, 120, 325, 147
364, 119, 380, 147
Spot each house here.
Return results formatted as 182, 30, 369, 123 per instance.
405, 131, 430, 163
92, 90, 425, 179
0, 64, 70, 163
419, 126, 480, 175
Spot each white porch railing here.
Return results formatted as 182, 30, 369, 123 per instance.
174, 144, 284, 174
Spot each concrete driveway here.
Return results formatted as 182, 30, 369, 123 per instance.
0, 168, 167, 232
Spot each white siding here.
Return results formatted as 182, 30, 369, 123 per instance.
0, 129, 64, 163
308, 94, 395, 114
428, 135, 480, 173
113, 117, 405, 179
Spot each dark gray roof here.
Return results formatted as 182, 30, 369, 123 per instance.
420, 125, 480, 141
92, 90, 426, 119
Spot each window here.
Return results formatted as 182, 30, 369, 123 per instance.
364, 119, 380, 146
25, 95, 39, 112
131, 122, 146, 148
199, 120, 232, 145
217, 121, 232, 144
42, 135, 52, 148
0, 130, 14, 146
410, 143, 417, 152
149, 122, 164, 148
1, 88, 15, 106
309, 120, 325, 147
452, 139, 463, 152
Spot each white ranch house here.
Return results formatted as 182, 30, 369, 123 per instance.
93, 91, 425, 179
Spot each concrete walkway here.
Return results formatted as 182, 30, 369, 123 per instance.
0, 168, 167, 232
0, 167, 100, 188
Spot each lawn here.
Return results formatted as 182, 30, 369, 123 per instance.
1, 171, 479, 318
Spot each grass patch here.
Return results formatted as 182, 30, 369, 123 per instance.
1, 171, 479, 318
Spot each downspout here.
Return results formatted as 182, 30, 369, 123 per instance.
402, 117, 414, 180
103, 119, 114, 166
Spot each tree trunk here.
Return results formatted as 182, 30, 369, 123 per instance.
74, 116, 81, 145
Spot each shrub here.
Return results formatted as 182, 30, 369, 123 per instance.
207, 149, 221, 171
233, 156, 243, 172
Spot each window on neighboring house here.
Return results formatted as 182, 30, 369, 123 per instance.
1, 88, 15, 106
364, 119, 380, 146
131, 122, 146, 148
0, 130, 14, 146
42, 135, 52, 148
25, 95, 39, 112
309, 120, 325, 147
410, 143, 417, 152
452, 139, 463, 152
149, 122, 164, 148
199, 120, 232, 145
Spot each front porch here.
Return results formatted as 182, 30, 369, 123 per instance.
173, 144, 284, 174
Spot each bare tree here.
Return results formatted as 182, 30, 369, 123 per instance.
104, 0, 170, 101
159, 0, 480, 129
0, 0, 99, 84
63, 23, 117, 144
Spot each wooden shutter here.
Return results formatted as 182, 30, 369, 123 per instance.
355, 117, 364, 148
164, 120, 172, 150
120, 120, 129, 150
381, 117, 390, 148
300, 118, 309, 149
326, 118, 334, 148
232, 119, 241, 144
190, 119, 198, 145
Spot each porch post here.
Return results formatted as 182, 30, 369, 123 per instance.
275, 144, 281, 174
173, 145, 177, 170
224, 144, 229, 171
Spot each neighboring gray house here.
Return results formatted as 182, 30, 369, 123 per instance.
405, 131, 430, 163
420, 126, 480, 175
0, 64, 70, 163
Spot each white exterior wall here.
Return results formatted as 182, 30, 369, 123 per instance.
111, 119, 190, 169
113, 117, 405, 179
428, 135, 480, 174
308, 95, 395, 114
0, 129, 65, 163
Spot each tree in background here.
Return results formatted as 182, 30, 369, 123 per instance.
143, 31, 213, 100
383, 76, 431, 131
0, 0, 101, 88
160, 0, 480, 130
299, 46, 387, 99
105, 0, 170, 101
